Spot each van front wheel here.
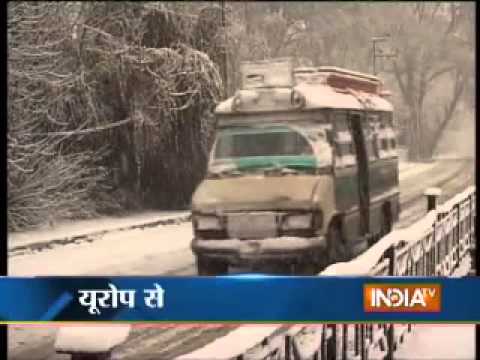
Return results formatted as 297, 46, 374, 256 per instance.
196, 256, 228, 275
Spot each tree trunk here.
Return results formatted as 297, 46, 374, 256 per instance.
429, 71, 466, 156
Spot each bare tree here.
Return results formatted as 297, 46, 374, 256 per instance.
8, 2, 223, 230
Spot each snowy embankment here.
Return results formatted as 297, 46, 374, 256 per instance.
9, 210, 190, 253
10, 222, 196, 276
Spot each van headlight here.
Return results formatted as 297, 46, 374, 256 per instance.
195, 215, 222, 230
282, 214, 312, 230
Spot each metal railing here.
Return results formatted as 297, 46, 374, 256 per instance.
178, 186, 476, 360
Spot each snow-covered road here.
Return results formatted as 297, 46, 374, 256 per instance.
7, 159, 475, 359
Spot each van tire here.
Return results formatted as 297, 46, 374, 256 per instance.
196, 256, 228, 275
326, 221, 349, 264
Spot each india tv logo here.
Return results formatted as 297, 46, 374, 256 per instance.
364, 283, 442, 312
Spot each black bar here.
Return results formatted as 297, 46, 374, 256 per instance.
476, 323, 480, 360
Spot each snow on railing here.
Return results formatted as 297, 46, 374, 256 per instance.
176, 186, 476, 360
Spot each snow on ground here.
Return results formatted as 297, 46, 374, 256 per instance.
434, 152, 475, 160
9, 211, 190, 251
8, 326, 58, 355
398, 160, 438, 182
395, 325, 476, 359
175, 326, 279, 359
9, 222, 195, 276
55, 326, 130, 353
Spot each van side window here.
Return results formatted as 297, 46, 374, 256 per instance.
377, 112, 398, 158
332, 111, 355, 167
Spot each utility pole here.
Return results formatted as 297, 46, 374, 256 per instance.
372, 36, 397, 75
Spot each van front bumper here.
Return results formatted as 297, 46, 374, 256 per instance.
191, 236, 326, 265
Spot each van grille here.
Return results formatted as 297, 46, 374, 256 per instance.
227, 212, 278, 239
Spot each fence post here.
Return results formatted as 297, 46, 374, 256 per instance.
324, 324, 345, 360
360, 324, 366, 360
325, 324, 337, 360
385, 323, 395, 360
285, 334, 291, 360
424, 187, 442, 212
321, 325, 328, 360
354, 324, 360, 359
342, 324, 348, 360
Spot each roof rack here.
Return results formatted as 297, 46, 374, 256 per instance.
316, 66, 380, 82
316, 66, 381, 94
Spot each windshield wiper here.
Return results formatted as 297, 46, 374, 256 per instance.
208, 168, 242, 178
260, 165, 301, 176
279, 167, 300, 175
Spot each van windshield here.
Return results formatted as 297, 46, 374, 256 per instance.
215, 127, 314, 158
211, 125, 332, 174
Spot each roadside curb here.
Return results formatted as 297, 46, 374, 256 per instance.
9, 213, 192, 255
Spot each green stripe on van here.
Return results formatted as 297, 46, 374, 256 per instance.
234, 155, 317, 170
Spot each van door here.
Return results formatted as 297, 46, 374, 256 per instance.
348, 112, 370, 239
